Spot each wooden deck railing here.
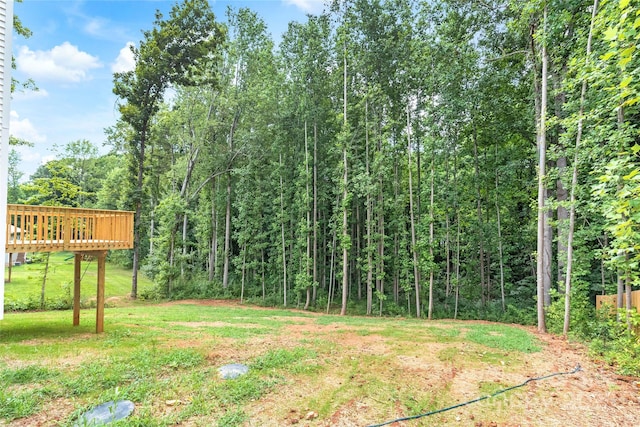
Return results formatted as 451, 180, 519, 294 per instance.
5, 204, 134, 253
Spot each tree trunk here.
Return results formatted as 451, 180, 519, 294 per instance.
428, 152, 435, 320
304, 121, 312, 310
313, 121, 319, 307
340, 31, 349, 316
341, 143, 349, 316
445, 149, 451, 303
626, 266, 632, 330
169, 226, 175, 295
557, 155, 568, 291
494, 145, 506, 312
222, 111, 239, 289
40, 253, 51, 310
472, 126, 486, 305
407, 106, 421, 318
222, 173, 232, 289
241, 245, 246, 303
209, 177, 217, 282
327, 211, 338, 314
280, 154, 288, 307
149, 199, 155, 256
365, 106, 374, 315
455, 215, 461, 320
536, 5, 549, 333
181, 213, 188, 278
377, 134, 385, 317
563, 0, 598, 336
261, 249, 266, 301
544, 188, 553, 307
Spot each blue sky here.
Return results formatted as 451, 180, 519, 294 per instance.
10, 0, 326, 180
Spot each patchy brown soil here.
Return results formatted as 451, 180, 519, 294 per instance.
4, 300, 640, 427
256, 329, 639, 426
157, 300, 640, 427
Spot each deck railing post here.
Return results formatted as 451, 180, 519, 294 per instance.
95, 251, 107, 333
73, 253, 82, 326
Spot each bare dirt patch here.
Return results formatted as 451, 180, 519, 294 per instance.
240, 306, 640, 427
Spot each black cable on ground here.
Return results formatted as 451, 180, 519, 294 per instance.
367, 364, 582, 427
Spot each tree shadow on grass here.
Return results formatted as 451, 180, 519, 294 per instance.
0, 316, 96, 344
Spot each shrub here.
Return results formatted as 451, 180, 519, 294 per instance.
589, 308, 640, 376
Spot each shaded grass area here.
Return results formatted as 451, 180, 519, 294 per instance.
0, 303, 543, 426
3, 252, 153, 311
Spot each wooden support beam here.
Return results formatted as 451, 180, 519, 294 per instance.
95, 251, 107, 333
7, 252, 12, 283
73, 253, 81, 326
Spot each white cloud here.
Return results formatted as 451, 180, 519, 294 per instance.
9, 111, 47, 144
111, 42, 136, 73
83, 17, 109, 37
16, 42, 102, 83
13, 145, 43, 164
282, 0, 326, 14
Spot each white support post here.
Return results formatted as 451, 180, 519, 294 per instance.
0, 0, 15, 320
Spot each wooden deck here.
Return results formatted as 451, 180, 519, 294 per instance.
5, 204, 133, 253
4, 204, 134, 333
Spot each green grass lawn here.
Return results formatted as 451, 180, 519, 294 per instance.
0, 302, 550, 427
3, 252, 153, 311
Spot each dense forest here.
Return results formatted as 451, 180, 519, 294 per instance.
8, 0, 640, 335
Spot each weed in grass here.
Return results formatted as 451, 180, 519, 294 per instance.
213, 375, 275, 405
376, 327, 424, 341
122, 408, 168, 427
116, 379, 157, 403
216, 408, 247, 427
478, 380, 508, 395
104, 328, 133, 347
299, 338, 337, 359
437, 346, 460, 362
424, 326, 462, 342
159, 349, 205, 370
60, 361, 125, 397
437, 345, 518, 370
465, 324, 541, 353
0, 388, 48, 420
0, 365, 58, 384
402, 382, 452, 417
251, 347, 316, 373
475, 349, 515, 366
315, 315, 412, 328
174, 390, 219, 422
210, 326, 270, 338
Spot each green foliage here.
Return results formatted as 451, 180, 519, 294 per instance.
11, 0, 640, 328
590, 308, 640, 376
546, 282, 597, 338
